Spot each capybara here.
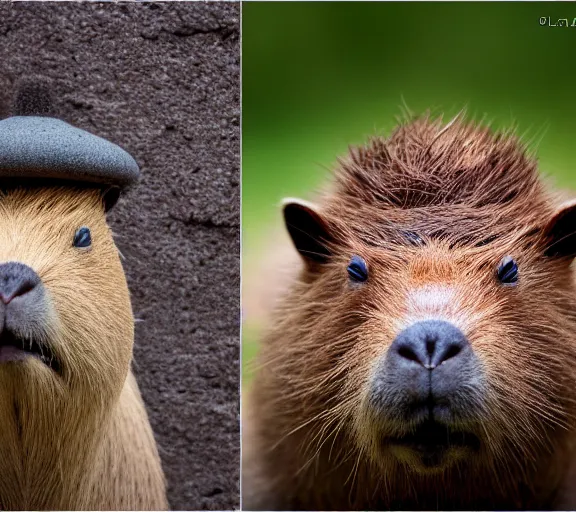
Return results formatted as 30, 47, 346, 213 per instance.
0, 186, 167, 510
243, 114, 576, 510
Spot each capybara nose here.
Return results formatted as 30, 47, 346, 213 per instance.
372, 320, 483, 426
391, 320, 469, 369
0, 262, 41, 305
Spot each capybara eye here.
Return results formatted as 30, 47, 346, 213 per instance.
347, 255, 368, 282
73, 226, 92, 249
496, 255, 518, 285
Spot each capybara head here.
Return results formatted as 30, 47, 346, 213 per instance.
262, 115, 576, 500
0, 186, 133, 402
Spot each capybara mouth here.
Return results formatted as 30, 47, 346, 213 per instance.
0, 330, 60, 373
387, 420, 480, 467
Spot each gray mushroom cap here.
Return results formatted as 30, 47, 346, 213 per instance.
0, 116, 140, 188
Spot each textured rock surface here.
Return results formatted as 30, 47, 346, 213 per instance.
0, 3, 240, 510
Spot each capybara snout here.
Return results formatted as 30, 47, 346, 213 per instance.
0, 261, 56, 369
389, 319, 471, 369
369, 319, 485, 469
373, 319, 482, 422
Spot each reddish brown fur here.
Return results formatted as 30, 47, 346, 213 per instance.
243, 115, 576, 510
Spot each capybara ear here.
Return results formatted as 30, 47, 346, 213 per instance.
12, 77, 54, 117
544, 199, 576, 258
282, 198, 333, 266
102, 186, 121, 213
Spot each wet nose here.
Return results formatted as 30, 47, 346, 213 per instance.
391, 320, 469, 369
0, 262, 41, 305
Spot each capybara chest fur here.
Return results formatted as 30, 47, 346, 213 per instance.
244, 116, 576, 510
0, 187, 166, 510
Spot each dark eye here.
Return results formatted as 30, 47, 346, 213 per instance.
496, 256, 518, 285
73, 226, 92, 249
347, 255, 368, 283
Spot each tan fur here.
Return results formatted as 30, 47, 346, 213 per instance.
244, 115, 576, 510
0, 187, 167, 510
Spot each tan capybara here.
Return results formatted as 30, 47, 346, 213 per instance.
0, 186, 167, 510
243, 114, 576, 510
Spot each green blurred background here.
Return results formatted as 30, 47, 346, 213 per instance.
242, 2, 576, 385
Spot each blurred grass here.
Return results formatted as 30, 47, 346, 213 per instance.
242, 2, 576, 386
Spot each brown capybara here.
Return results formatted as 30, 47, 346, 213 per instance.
243, 114, 576, 510
0, 186, 167, 510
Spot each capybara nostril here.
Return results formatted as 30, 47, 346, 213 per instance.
391, 320, 469, 369
0, 262, 41, 304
